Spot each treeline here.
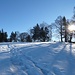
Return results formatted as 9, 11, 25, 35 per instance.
0, 23, 52, 42
1, 7, 75, 42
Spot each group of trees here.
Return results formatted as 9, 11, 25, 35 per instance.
9, 31, 32, 42
52, 7, 75, 42
0, 7, 75, 42
0, 22, 52, 42
30, 23, 52, 42
0, 29, 8, 42
52, 16, 69, 42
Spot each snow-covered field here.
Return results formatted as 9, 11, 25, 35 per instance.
0, 42, 75, 75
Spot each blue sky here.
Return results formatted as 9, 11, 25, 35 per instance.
0, 0, 75, 36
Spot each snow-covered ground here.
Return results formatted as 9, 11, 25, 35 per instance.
0, 42, 75, 75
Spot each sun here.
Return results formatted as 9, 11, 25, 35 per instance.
68, 25, 75, 31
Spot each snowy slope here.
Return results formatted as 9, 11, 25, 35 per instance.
0, 42, 75, 75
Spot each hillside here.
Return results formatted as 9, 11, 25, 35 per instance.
0, 42, 75, 75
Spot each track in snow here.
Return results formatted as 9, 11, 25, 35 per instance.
0, 42, 75, 75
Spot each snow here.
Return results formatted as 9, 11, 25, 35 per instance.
0, 42, 75, 75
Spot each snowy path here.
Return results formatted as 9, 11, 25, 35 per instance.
0, 42, 75, 75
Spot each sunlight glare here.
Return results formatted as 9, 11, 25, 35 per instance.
68, 25, 75, 31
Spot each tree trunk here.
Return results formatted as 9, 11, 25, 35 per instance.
61, 25, 63, 42
65, 25, 67, 42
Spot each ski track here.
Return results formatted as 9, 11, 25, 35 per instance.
0, 42, 75, 75
10, 42, 67, 75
